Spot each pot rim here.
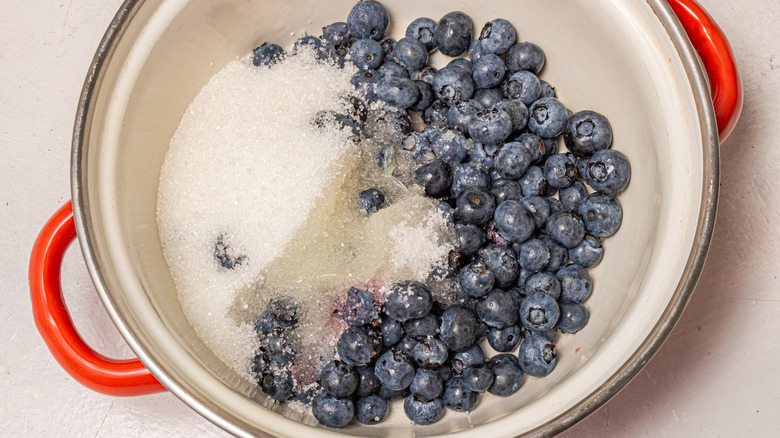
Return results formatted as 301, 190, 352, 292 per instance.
70, 0, 719, 436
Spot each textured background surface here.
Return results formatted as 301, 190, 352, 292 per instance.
1, 0, 778, 436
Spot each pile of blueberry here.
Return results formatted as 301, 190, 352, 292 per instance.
248, 0, 632, 428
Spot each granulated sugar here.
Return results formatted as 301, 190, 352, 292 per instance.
157, 49, 455, 385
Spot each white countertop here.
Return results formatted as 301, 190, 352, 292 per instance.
2, 1, 778, 436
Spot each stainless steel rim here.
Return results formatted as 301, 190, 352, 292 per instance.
71, 0, 719, 436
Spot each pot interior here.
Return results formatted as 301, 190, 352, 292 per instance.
76, 0, 710, 436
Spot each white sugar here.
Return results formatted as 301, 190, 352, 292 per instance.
157, 49, 455, 385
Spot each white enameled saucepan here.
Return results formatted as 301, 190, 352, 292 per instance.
30, 0, 741, 436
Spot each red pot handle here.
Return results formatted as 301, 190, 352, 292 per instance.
29, 201, 166, 396
667, 0, 743, 144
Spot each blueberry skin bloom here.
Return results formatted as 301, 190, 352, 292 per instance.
517, 333, 557, 377
320, 360, 359, 398
462, 364, 495, 393
546, 211, 586, 249
451, 344, 485, 374
448, 99, 484, 133
312, 393, 354, 428
559, 180, 589, 212
525, 271, 562, 300
347, 0, 389, 40
474, 88, 504, 109
434, 11, 473, 56
413, 338, 449, 369
351, 69, 381, 102
487, 353, 524, 396
349, 38, 384, 70
493, 99, 529, 133
375, 350, 416, 391
376, 75, 419, 109
415, 159, 452, 198
503, 70, 541, 105
431, 129, 471, 164
432, 66, 476, 106
476, 288, 520, 328
557, 263, 593, 303
518, 166, 549, 197
569, 235, 604, 268
379, 316, 404, 346
493, 200, 535, 244
505, 41, 546, 74
357, 188, 386, 214
322, 22, 350, 48
451, 162, 490, 198
564, 110, 613, 157
490, 179, 522, 204
459, 261, 495, 298
516, 238, 551, 272
544, 153, 578, 189
337, 326, 382, 367
456, 186, 496, 226
404, 395, 444, 425
519, 291, 560, 332
495, 142, 532, 180
578, 192, 623, 237
355, 365, 381, 397
406, 17, 438, 51
442, 377, 479, 412
440, 304, 478, 352
355, 394, 388, 425
472, 54, 506, 88
468, 109, 513, 145
252, 43, 286, 67
519, 195, 551, 229
479, 18, 517, 55
558, 302, 590, 334
456, 224, 486, 256
529, 97, 568, 138
341, 287, 377, 327
393, 37, 428, 71
487, 324, 522, 352
384, 281, 434, 322
479, 244, 519, 288
410, 368, 444, 401
585, 149, 631, 195
410, 80, 434, 111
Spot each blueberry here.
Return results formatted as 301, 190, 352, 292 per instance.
393, 37, 428, 71
447, 99, 484, 133
584, 149, 631, 195
253, 311, 278, 336
341, 287, 377, 326
404, 313, 440, 339
440, 304, 478, 352
293, 35, 324, 55
558, 302, 590, 334
476, 288, 520, 328
377, 35, 396, 56
456, 186, 496, 226
474, 320, 489, 342
495, 142, 532, 180
487, 324, 523, 352
431, 129, 471, 164
569, 235, 604, 268
469, 142, 500, 169
559, 180, 589, 212
493, 200, 535, 243
473, 88, 504, 109
432, 66, 475, 106
490, 179, 522, 205
312, 393, 354, 428
267, 297, 298, 328
462, 364, 495, 393
472, 54, 506, 88
407, 369, 444, 408
384, 281, 433, 322
515, 267, 534, 290
406, 17, 438, 52
337, 326, 382, 367
349, 38, 384, 70
400, 132, 431, 161
355, 365, 381, 397
517, 333, 557, 377
511, 132, 545, 164
321, 360, 359, 398
357, 188, 386, 214
415, 159, 453, 198
265, 334, 295, 365
519, 291, 560, 332
479, 18, 517, 55
487, 353, 524, 396
379, 316, 404, 346
578, 192, 623, 237
542, 236, 568, 272
546, 211, 586, 248
547, 197, 564, 216
557, 264, 593, 303
396, 335, 420, 358
503, 71, 541, 105
468, 39, 486, 62
451, 344, 485, 374
528, 97, 568, 138
459, 261, 495, 298
252, 43, 286, 67
544, 153, 578, 188
540, 80, 556, 98
260, 369, 293, 402
377, 75, 419, 109
355, 394, 388, 425
214, 234, 246, 270
424, 100, 450, 129
378, 60, 409, 78
251, 352, 270, 377
374, 350, 416, 391
410, 80, 434, 111
525, 271, 562, 300
412, 65, 438, 84
379, 385, 410, 401
505, 42, 545, 74
468, 109, 513, 145
347, 0, 389, 40
519, 195, 550, 229
564, 110, 613, 157
493, 99, 529, 133
351, 69, 381, 102
447, 58, 473, 74
442, 377, 479, 412
451, 162, 490, 198
516, 238, 551, 272
478, 245, 519, 288
322, 22, 350, 48
518, 165, 550, 197
434, 11, 473, 56
404, 395, 444, 425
